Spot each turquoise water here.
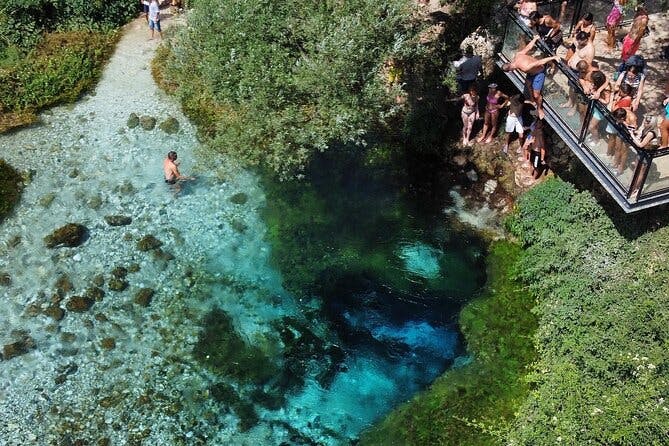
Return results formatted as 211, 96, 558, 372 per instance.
0, 18, 487, 446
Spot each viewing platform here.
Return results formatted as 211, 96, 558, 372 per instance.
497, 1, 669, 212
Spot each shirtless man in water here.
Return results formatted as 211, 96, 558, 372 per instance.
501, 35, 559, 120
163, 151, 194, 192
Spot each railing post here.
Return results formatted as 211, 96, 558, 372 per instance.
578, 98, 593, 143
627, 151, 651, 200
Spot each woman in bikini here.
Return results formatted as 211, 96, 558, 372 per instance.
584, 70, 612, 142
477, 83, 508, 144
572, 12, 596, 43
460, 85, 480, 146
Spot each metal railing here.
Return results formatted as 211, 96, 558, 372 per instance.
499, 11, 669, 206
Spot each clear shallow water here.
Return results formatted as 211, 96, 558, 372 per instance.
0, 17, 486, 446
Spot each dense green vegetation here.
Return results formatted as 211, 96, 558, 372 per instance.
361, 242, 537, 445
157, 0, 426, 179
503, 178, 669, 445
0, 0, 135, 131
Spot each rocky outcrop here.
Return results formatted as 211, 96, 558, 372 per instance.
44, 223, 88, 248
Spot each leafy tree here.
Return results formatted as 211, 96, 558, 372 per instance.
161, 0, 423, 179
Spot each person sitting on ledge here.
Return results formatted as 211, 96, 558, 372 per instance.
501, 35, 559, 120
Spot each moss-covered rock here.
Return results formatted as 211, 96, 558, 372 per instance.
128, 263, 140, 273
209, 382, 259, 432
194, 308, 278, 384
230, 219, 247, 234
139, 115, 156, 130
45, 305, 65, 321
127, 113, 139, 129
55, 274, 74, 296
0, 159, 23, 223
100, 337, 116, 350
0, 272, 11, 286
137, 235, 162, 252
44, 223, 88, 248
2, 335, 35, 360
111, 266, 128, 278
107, 278, 128, 292
134, 288, 154, 307
151, 248, 174, 261
229, 192, 248, 205
159, 116, 179, 134
84, 287, 105, 302
65, 296, 94, 312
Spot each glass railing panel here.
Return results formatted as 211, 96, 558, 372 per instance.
541, 65, 583, 136
501, 16, 529, 61
581, 110, 638, 191
639, 154, 669, 197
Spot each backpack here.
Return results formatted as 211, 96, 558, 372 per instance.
624, 54, 646, 73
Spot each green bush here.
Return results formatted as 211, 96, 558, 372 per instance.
505, 178, 669, 445
161, 0, 424, 179
0, 30, 118, 131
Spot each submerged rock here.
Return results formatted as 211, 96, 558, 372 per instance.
111, 266, 128, 278
44, 223, 88, 249
55, 274, 74, 296
151, 248, 174, 261
44, 305, 65, 321
127, 113, 139, 129
87, 194, 103, 210
84, 287, 105, 302
139, 115, 156, 130
65, 296, 94, 312
137, 235, 162, 251
159, 116, 180, 134
0, 272, 11, 286
230, 219, 247, 234
2, 335, 35, 360
134, 288, 155, 307
100, 338, 116, 350
104, 215, 132, 226
194, 308, 278, 384
92, 274, 105, 287
229, 192, 249, 205
108, 278, 128, 292
39, 193, 57, 208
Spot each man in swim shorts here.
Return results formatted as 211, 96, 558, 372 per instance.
501, 35, 559, 120
504, 93, 525, 154
163, 151, 194, 193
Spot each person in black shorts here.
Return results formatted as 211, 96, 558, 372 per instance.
163, 151, 195, 192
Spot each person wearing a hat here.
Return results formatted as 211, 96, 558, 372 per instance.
453, 46, 482, 94
477, 83, 508, 144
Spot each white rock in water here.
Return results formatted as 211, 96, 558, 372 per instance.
466, 169, 478, 182
73, 254, 82, 262
484, 179, 498, 195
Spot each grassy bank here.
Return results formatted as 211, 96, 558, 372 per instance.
0, 30, 119, 132
361, 241, 537, 445
503, 178, 669, 445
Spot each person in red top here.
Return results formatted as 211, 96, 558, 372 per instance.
621, 6, 649, 62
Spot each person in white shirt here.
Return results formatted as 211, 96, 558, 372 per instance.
148, 0, 162, 40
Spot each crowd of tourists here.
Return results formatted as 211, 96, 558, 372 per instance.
453, 0, 669, 188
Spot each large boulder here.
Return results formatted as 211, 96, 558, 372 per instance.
44, 223, 88, 248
